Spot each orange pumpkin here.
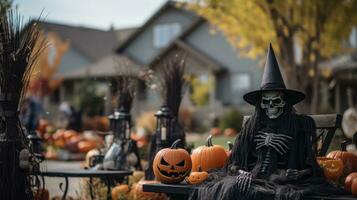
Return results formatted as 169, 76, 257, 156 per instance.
63, 130, 78, 141
111, 184, 130, 200
185, 167, 208, 185
224, 128, 237, 137
345, 172, 357, 193
191, 135, 228, 172
317, 157, 344, 182
327, 150, 357, 174
210, 128, 221, 137
153, 139, 192, 184
78, 140, 97, 153
352, 178, 357, 196
33, 188, 49, 200
130, 180, 167, 200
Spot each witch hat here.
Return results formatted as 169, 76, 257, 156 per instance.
243, 43, 305, 105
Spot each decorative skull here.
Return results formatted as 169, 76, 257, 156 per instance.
260, 91, 285, 119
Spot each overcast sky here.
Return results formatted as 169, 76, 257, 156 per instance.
14, 0, 169, 30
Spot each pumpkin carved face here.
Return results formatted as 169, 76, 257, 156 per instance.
317, 157, 344, 182
327, 150, 357, 174
153, 139, 192, 183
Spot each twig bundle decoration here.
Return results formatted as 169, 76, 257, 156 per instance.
114, 73, 135, 112
156, 53, 187, 118
145, 53, 188, 180
0, 11, 43, 200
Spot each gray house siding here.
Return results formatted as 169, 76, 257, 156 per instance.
124, 7, 199, 64
57, 48, 92, 75
183, 22, 262, 105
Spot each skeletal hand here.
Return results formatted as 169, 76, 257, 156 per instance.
285, 168, 311, 181
229, 165, 240, 174
285, 169, 300, 181
236, 170, 252, 194
254, 131, 292, 155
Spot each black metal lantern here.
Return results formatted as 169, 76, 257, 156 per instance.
108, 106, 131, 141
26, 130, 44, 160
155, 105, 173, 147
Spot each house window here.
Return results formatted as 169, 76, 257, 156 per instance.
232, 73, 251, 91
153, 23, 182, 48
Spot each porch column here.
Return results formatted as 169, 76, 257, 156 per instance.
335, 82, 341, 114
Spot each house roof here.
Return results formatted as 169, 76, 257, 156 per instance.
320, 52, 357, 73
116, 1, 178, 53
115, 1, 225, 72
38, 21, 135, 61
61, 54, 141, 79
150, 19, 225, 72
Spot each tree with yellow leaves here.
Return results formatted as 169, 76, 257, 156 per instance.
30, 30, 69, 97
187, 0, 357, 113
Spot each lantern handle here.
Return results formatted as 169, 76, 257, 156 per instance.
206, 135, 213, 147
171, 139, 181, 149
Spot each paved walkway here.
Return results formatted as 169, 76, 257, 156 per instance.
39, 160, 82, 198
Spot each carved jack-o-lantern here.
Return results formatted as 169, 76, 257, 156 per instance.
185, 166, 208, 185
153, 139, 192, 183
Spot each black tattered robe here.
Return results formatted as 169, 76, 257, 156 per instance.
190, 111, 345, 200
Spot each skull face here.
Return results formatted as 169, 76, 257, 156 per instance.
260, 91, 285, 119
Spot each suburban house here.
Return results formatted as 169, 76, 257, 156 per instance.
33, 21, 136, 115
115, 1, 262, 119
46, 1, 263, 126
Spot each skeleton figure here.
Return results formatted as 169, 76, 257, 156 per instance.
191, 44, 345, 200
260, 91, 285, 119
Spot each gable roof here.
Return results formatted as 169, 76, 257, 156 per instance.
115, 1, 225, 72
38, 21, 130, 61
149, 18, 225, 72
116, 1, 195, 53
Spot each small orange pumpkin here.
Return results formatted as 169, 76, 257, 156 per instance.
224, 128, 237, 137
78, 140, 97, 153
352, 178, 357, 196
185, 167, 208, 185
130, 180, 167, 200
111, 184, 130, 200
153, 139, 192, 184
317, 157, 344, 182
327, 150, 357, 174
191, 135, 228, 172
33, 188, 49, 200
210, 128, 221, 137
345, 172, 357, 193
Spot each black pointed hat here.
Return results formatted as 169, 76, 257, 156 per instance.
243, 44, 305, 105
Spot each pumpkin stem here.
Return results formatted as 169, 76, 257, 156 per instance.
171, 139, 181, 149
206, 135, 213, 147
341, 140, 348, 151
227, 141, 233, 150
198, 166, 202, 172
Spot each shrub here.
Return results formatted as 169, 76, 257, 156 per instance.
218, 108, 243, 132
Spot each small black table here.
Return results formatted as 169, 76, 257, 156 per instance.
143, 183, 357, 200
33, 170, 132, 200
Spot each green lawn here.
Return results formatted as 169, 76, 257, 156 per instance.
188, 135, 237, 149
